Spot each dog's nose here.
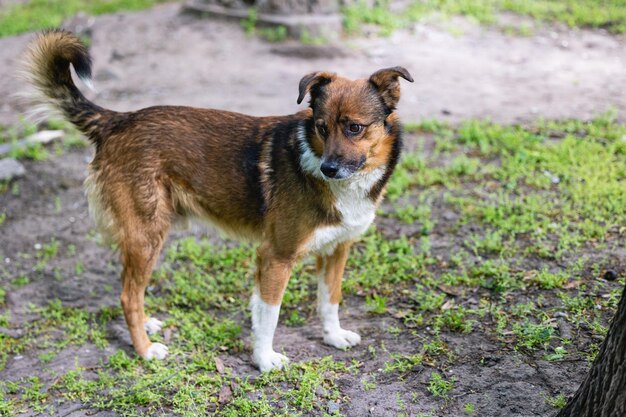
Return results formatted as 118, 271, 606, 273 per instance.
320, 160, 339, 178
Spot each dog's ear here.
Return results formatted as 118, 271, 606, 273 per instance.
297, 71, 336, 105
369, 66, 414, 111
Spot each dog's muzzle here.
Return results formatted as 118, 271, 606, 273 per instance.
320, 157, 365, 180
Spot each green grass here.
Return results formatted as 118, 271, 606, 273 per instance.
0, 236, 354, 415
1, 113, 624, 415
241, 8, 289, 43
427, 372, 455, 399
365, 294, 388, 314
0, 0, 169, 38
544, 392, 568, 409
379, 111, 624, 356
1, 0, 623, 40
343, 0, 626, 35
0, 119, 48, 160
502, 0, 626, 33
388, 112, 626, 261
464, 402, 476, 414
0, 118, 88, 161
383, 352, 424, 373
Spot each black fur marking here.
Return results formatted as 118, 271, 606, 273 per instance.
241, 126, 266, 219
72, 52, 93, 81
369, 121, 403, 201
303, 117, 320, 158
299, 74, 332, 106
268, 116, 304, 185
368, 80, 394, 117
309, 82, 330, 111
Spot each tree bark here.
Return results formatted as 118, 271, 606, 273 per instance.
556, 283, 626, 417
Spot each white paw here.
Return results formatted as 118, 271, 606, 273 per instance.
144, 317, 164, 335
143, 342, 169, 360
324, 328, 361, 349
253, 350, 289, 372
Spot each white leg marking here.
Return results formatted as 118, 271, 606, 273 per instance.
250, 288, 289, 372
144, 317, 164, 335
143, 343, 169, 360
317, 265, 361, 349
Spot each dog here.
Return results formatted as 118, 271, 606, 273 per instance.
22, 30, 413, 372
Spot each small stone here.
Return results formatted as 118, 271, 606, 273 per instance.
247, 391, 262, 401
218, 385, 232, 404
603, 270, 618, 281
0, 327, 23, 338
0, 158, 25, 181
327, 401, 340, 414
24, 130, 64, 144
214, 356, 225, 374
110, 322, 133, 345
315, 385, 327, 397
557, 318, 572, 340
543, 170, 560, 184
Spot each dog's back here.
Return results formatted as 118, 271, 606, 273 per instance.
23, 30, 304, 243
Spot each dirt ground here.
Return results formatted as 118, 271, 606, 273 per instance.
0, 3, 625, 126
0, 3, 625, 417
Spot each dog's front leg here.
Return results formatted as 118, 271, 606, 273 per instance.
250, 243, 293, 372
317, 241, 361, 349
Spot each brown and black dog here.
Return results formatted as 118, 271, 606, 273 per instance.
22, 30, 413, 371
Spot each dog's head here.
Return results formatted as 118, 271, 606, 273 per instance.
297, 67, 413, 180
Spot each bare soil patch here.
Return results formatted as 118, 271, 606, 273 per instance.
0, 3, 624, 126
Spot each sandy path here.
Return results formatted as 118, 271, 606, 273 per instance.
0, 3, 624, 127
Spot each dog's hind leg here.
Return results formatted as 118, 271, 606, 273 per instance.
317, 241, 361, 349
119, 223, 168, 360
114, 183, 171, 360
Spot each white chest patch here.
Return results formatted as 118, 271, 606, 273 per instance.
306, 172, 382, 254
297, 123, 385, 255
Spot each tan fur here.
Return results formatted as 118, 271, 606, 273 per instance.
21, 30, 412, 360
317, 241, 352, 304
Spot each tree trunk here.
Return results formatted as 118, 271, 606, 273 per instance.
556, 283, 626, 417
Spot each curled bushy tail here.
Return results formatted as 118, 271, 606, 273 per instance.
22, 30, 113, 147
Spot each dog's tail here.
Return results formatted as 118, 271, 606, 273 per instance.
21, 30, 114, 148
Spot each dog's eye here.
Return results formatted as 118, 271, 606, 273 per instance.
317, 124, 327, 137
347, 123, 363, 135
